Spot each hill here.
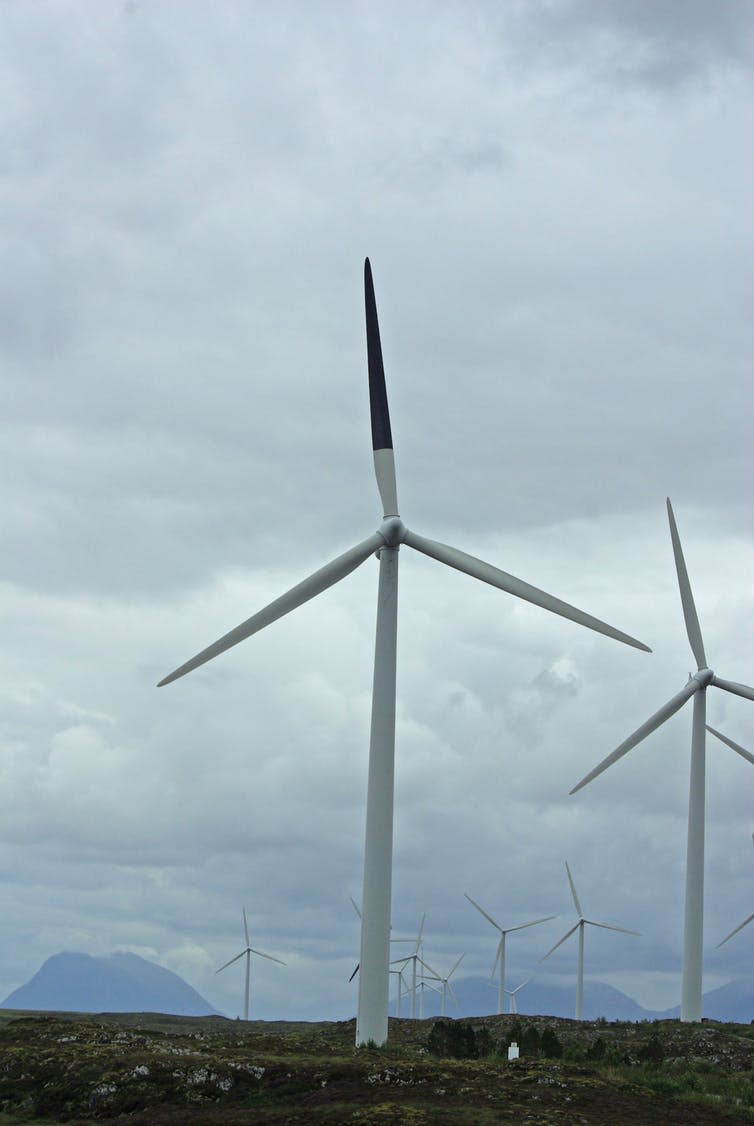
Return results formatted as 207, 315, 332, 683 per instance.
0, 951, 220, 1017
0, 1009, 751, 1124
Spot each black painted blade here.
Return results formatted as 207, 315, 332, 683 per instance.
364, 258, 393, 451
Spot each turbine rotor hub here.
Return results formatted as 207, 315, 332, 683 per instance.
692, 667, 714, 688
378, 516, 407, 550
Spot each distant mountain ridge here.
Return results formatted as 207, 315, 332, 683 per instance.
405, 975, 754, 1024
1, 952, 221, 1017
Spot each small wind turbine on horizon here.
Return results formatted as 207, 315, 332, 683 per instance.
216, 908, 285, 1022
716, 833, 754, 950
437, 953, 465, 1017
159, 259, 650, 1045
390, 913, 441, 1020
505, 977, 531, 1015
465, 892, 554, 1014
540, 863, 639, 1021
570, 500, 754, 1022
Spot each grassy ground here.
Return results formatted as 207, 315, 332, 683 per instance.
0, 1009, 751, 1124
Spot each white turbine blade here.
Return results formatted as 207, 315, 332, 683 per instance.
350, 896, 362, 919
403, 529, 651, 653
584, 920, 641, 936
415, 912, 426, 950
706, 726, 754, 766
216, 949, 247, 974
158, 532, 384, 686
666, 498, 707, 670
464, 892, 502, 932
570, 678, 700, 795
447, 981, 459, 1006
716, 912, 754, 948
540, 922, 580, 962
565, 863, 583, 917
447, 953, 465, 980
417, 956, 442, 981
511, 978, 531, 994
249, 947, 286, 966
242, 907, 250, 948
506, 914, 557, 934
711, 676, 754, 703
365, 258, 399, 518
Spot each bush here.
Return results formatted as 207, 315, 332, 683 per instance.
427, 1021, 489, 1059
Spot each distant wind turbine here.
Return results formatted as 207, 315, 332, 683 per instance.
540, 863, 639, 1021
390, 913, 441, 1019
437, 953, 465, 1017
570, 500, 754, 1021
716, 833, 754, 949
159, 260, 650, 1045
216, 908, 285, 1021
465, 893, 554, 1014
505, 977, 531, 1015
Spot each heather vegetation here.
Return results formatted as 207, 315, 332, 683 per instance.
0, 1009, 752, 1124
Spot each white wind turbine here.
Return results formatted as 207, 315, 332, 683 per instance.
540, 863, 639, 1021
437, 953, 465, 1017
505, 977, 531, 1015
465, 893, 554, 1014
716, 833, 754, 950
570, 500, 754, 1022
216, 908, 285, 1021
159, 260, 650, 1046
390, 913, 441, 1019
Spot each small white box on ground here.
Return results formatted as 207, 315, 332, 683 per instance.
508, 1042, 519, 1061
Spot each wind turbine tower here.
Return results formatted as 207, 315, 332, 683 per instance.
159, 261, 650, 1045
571, 501, 754, 1021
216, 908, 285, 1021
465, 893, 554, 1014
540, 863, 639, 1021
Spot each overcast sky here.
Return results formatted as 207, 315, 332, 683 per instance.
1, 0, 752, 1021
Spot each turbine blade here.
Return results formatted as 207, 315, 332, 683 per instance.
447, 953, 465, 979
711, 676, 754, 703
248, 947, 286, 966
506, 914, 557, 934
349, 963, 359, 982
349, 896, 362, 920
464, 892, 502, 932
415, 912, 426, 950
570, 678, 699, 794
404, 529, 650, 653
584, 920, 641, 936
365, 258, 398, 517
216, 949, 247, 974
417, 956, 442, 980
512, 978, 531, 994
706, 726, 754, 766
716, 912, 754, 948
158, 532, 384, 686
565, 863, 583, 918
242, 907, 250, 948
540, 922, 580, 962
666, 498, 707, 669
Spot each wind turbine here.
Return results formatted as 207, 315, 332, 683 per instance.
465, 892, 554, 1014
390, 913, 440, 1019
716, 833, 754, 949
158, 259, 650, 1046
570, 499, 754, 1022
540, 863, 639, 1021
505, 977, 531, 1015
216, 908, 286, 1021
437, 953, 465, 1017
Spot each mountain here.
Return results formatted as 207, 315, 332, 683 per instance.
398, 974, 754, 1024
1, 952, 221, 1017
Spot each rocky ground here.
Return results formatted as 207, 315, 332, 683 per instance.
0, 1008, 752, 1124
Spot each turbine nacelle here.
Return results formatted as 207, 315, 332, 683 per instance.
378, 516, 407, 550
692, 668, 714, 690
